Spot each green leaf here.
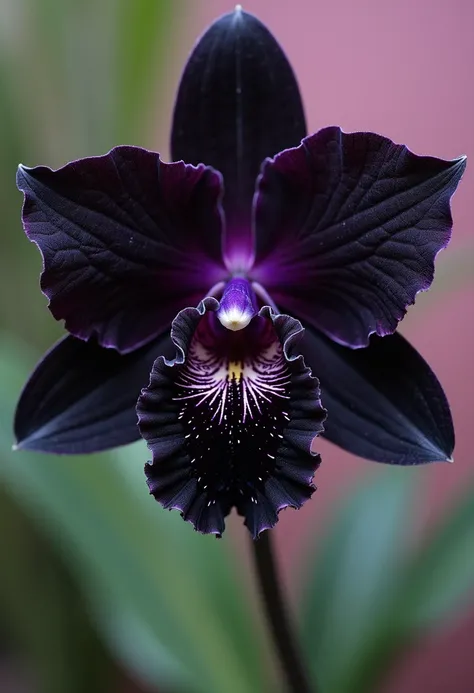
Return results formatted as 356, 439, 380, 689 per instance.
0, 489, 116, 693
114, 0, 181, 144
0, 334, 263, 693
398, 487, 474, 630
300, 469, 418, 693
83, 585, 186, 691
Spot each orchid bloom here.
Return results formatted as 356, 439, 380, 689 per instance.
14, 9, 465, 537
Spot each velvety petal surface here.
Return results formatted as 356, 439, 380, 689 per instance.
171, 8, 306, 272
299, 326, 454, 464
253, 126, 466, 347
17, 147, 226, 353
14, 334, 173, 454
137, 298, 325, 538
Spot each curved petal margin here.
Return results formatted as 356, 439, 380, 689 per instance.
253, 126, 466, 347
14, 334, 173, 454
17, 147, 226, 353
299, 327, 454, 464
137, 298, 326, 538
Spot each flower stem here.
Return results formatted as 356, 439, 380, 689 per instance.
251, 531, 316, 693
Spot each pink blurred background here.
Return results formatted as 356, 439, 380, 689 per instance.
171, 2, 474, 691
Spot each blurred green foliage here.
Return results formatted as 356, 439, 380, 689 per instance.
301, 472, 474, 693
1, 1, 474, 692
0, 487, 116, 693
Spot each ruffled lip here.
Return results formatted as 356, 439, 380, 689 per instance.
137, 297, 326, 538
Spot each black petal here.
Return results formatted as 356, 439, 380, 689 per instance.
137, 299, 325, 537
253, 127, 466, 347
17, 149, 225, 353
171, 8, 306, 239
14, 334, 173, 454
300, 327, 454, 464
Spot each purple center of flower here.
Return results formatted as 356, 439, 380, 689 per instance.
216, 277, 258, 331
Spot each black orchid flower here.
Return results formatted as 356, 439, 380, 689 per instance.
15, 9, 465, 537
